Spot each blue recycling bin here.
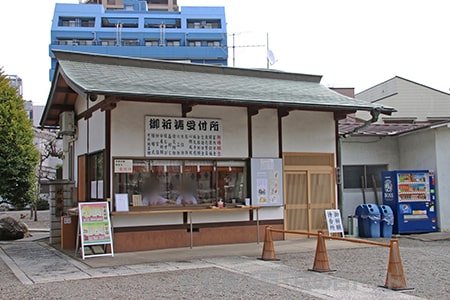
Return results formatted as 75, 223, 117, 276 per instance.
355, 204, 368, 237
379, 205, 394, 238
354, 204, 381, 238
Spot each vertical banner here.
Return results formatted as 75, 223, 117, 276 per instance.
145, 116, 223, 157
78, 202, 114, 259
251, 158, 283, 206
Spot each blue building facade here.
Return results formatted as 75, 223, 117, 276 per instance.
49, 0, 228, 81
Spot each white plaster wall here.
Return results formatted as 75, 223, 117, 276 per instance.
258, 207, 284, 220
252, 109, 278, 157
111, 102, 181, 157
282, 111, 335, 153
398, 130, 437, 171
341, 136, 400, 229
188, 105, 248, 158
341, 136, 399, 167
88, 109, 105, 153
434, 127, 450, 231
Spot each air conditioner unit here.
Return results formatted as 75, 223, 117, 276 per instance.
59, 111, 75, 135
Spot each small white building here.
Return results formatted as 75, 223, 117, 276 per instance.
41, 51, 392, 251
341, 77, 450, 232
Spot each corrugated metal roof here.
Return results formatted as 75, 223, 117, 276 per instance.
339, 122, 432, 136
41, 51, 395, 126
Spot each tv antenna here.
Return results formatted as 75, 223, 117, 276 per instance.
228, 32, 265, 67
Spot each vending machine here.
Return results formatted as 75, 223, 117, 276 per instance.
382, 170, 438, 234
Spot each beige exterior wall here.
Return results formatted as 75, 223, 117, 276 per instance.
282, 111, 335, 153
356, 77, 450, 122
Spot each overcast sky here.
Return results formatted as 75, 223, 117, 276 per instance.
1, 0, 449, 105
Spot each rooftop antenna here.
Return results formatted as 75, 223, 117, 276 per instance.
228, 32, 265, 67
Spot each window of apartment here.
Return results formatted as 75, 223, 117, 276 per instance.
78, 39, 94, 46
101, 17, 138, 28
122, 39, 139, 46
144, 39, 159, 46
187, 19, 222, 29
343, 164, 388, 189
166, 40, 180, 47
59, 17, 95, 27
207, 41, 221, 47
101, 39, 116, 46
58, 39, 80, 46
188, 41, 202, 47
113, 159, 247, 207
144, 18, 181, 29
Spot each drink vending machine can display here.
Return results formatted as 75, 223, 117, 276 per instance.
382, 170, 438, 234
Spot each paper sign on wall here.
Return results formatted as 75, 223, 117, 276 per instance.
251, 158, 283, 206
114, 159, 133, 173
145, 116, 223, 158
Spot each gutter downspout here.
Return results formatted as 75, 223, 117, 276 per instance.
337, 107, 382, 219
344, 107, 382, 137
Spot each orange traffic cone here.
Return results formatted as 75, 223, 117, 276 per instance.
259, 226, 279, 261
309, 230, 334, 272
383, 239, 413, 290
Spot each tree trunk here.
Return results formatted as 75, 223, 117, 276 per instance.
33, 205, 38, 222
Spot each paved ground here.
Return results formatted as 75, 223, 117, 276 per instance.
0, 210, 448, 299
0, 237, 427, 300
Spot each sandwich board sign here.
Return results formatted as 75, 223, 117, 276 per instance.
78, 202, 114, 259
325, 209, 345, 237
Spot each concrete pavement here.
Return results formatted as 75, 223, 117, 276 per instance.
0, 237, 424, 299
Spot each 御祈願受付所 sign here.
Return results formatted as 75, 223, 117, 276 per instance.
145, 116, 223, 158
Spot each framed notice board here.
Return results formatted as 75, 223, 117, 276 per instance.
78, 202, 114, 259
251, 158, 283, 206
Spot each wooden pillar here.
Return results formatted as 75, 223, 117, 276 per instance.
277, 108, 290, 158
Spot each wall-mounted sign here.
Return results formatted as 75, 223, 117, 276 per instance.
251, 158, 283, 206
114, 159, 133, 173
145, 116, 223, 158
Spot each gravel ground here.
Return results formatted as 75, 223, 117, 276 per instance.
277, 238, 450, 300
0, 210, 50, 230
0, 259, 319, 300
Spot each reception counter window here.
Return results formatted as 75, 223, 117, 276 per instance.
113, 159, 247, 209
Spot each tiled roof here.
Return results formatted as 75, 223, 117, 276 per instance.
41, 51, 395, 126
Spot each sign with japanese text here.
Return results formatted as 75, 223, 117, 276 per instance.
114, 159, 133, 173
145, 116, 223, 158
78, 202, 114, 259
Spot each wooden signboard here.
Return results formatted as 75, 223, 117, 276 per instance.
325, 209, 345, 237
78, 202, 114, 259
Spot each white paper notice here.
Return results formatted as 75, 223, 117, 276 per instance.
91, 181, 97, 199
114, 159, 133, 173
115, 194, 129, 212
97, 180, 104, 199
260, 159, 274, 171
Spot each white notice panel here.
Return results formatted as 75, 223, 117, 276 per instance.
251, 158, 283, 206
145, 116, 223, 158
325, 209, 345, 237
